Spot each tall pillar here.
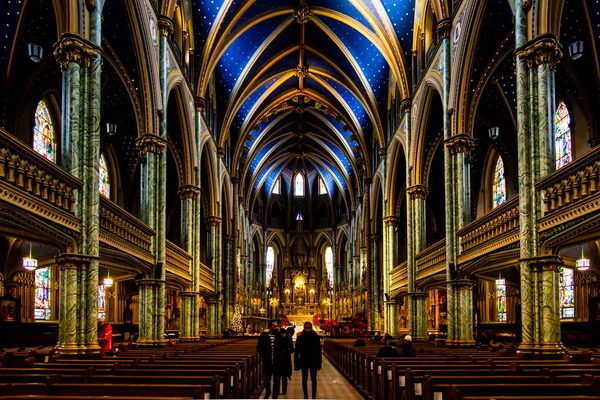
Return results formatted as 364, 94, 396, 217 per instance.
224, 234, 234, 330
444, 134, 475, 347
137, 279, 163, 346
406, 184, 429, 341
514, 15, 563, 354
382, 216, 400, 336
363, 178, 372, 327
179, 185, 201, 341
56, 254, 99, 355
369, 234, 379, 330
54, 32, 103, 355
205, 216, 222, 337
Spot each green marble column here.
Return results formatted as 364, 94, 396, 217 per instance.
224, 234, 234, 330
382, 216, 400, 336
451, 280, 475, 346
514, 32, 562, 355
406, 185, 429, 341
179, 292, 196, 341
205, 216, 222, 337
369, 234, 379, 330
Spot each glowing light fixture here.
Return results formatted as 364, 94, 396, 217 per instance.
103, 271, 113, 287
106, 123, 117, 137
568, 41, 584, 60
576, 246, 590, 271
489, 127, 500, 140
22, 243, 38, 271
28, 43, 44, 62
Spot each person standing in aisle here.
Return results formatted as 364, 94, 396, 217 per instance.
257, 321, 291, 399
294, 321, 322, 399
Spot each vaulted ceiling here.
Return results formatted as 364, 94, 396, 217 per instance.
193, 0, 415, 212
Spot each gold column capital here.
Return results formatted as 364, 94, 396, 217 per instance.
178, 184, 201, 200
520, 255, 564, 272
444, 133, 475, 155
205, 216, 222, 226
55, 253, 100, 270
516, 34, 562, 71
53, 33, 101, 71
436, 19, 452, 40
136, 134, 168, 156
158, 16, 175, 37
383, 215, 401, 226
400, 98, 411, 113
194, 97, 206, 111
407, 184, 429, 199
217, 147, 225, 158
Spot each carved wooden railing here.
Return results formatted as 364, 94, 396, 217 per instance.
537, 145, 600, 214
99, 197, 154, 256
457, 197, 520, 253
415, 239, 446, 276
166, 240, 192, 280
199, 261, 215, 293
0, 128, 81, 216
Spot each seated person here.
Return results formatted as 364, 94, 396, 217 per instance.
353, 339, 366, 347
380, 333, 392, 343
376, 340, 401, 358
401, 335, 413, 356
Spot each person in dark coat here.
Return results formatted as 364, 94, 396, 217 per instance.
401, 335, 413, 356
294, 321, 322, 399
257, 321, 291, 399
279, 326, 295, 395
376, 340, 401, 358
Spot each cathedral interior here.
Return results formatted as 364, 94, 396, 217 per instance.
0, 0, 599, 355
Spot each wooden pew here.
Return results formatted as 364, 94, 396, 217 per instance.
447, 381, 600, 400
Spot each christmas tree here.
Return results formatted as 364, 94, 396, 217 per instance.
232, 305, 243, 333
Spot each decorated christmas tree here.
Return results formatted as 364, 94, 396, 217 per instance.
232, 305, 243, 333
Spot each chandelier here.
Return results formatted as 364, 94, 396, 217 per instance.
22, 243, 38, 271
576, 246, 590, 271
103, 271, 113, 287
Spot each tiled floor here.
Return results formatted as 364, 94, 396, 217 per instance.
259, 355, 364, 399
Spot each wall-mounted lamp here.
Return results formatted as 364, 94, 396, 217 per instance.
568, 41, 584, 60
488, 127, 500, 140
106, 123, 117, 137
28, 43, 44, 62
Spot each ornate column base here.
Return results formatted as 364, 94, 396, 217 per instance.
206, 300, 221, 338
446, 280, 475, 348
408, 292, 429, 341
384, 300, 400, 337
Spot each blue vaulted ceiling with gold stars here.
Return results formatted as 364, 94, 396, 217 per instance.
192, 0, 414, 212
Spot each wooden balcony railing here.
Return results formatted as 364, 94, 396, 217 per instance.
166, 240, 192, 280
457, 197, 520, 253
99, 197, 154, 255
390, 261, 407, 291
415, 239, 446, 274
537, 145, 600, 214
0, 129, 81, 216
199, 261, 215, 293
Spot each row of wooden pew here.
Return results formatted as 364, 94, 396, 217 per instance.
324, 339, 600, 400
0, 338, 262, 399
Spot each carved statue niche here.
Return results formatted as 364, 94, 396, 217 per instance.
292, 238, 308, 268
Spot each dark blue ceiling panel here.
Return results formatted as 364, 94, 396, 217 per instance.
234, 73, 289, 131
308, 135, 353, 176
313, 1, 375, 32
316, 74, 370, 132
381, 0, 415, 65
193, 0, 234, 49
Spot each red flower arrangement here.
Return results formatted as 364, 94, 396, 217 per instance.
320, 318, 338, 333
351, 313, 368, 335
312, 314, 321, 327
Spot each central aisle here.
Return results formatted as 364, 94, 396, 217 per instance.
259, 354, 364, 399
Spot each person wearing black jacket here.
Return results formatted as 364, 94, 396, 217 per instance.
279, 326, 295, 395
294, 322, 322, 399
376, 340, 401, 358
256, 321, 292, 399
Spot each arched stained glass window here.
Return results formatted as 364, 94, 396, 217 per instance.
496, 278, 507, 322
98, 285, 106, 319
325, 247, 334, 288
559, 267, 575, 318
319, 178, 327, 195
555, 102, 573, 169
266, 246, 275, 287
33, 100, 56, 162
99, 154, 110, 197
492, 156, 506, 208
295, 173, 304, 197
34, 268, 51, 320
272, 178, 280, 195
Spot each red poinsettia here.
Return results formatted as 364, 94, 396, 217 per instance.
320, 318, 338, 333
351, 314, 368, 335
312, 314, 321, 327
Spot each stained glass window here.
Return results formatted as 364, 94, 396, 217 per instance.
492, 156, 506, 208
555, 102, 573, 169
319, 178, 327, 195
98, 285, 106, 319
560, 267, 575, 318
295, 173, 304, 196
266, 246, 275, 287
272, 178, 280, 194
325, 247, 334, 288
496, 278, 507, 322
99, 154, 110, 197
33, 100, 56, 162
34, 268, 51, 320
